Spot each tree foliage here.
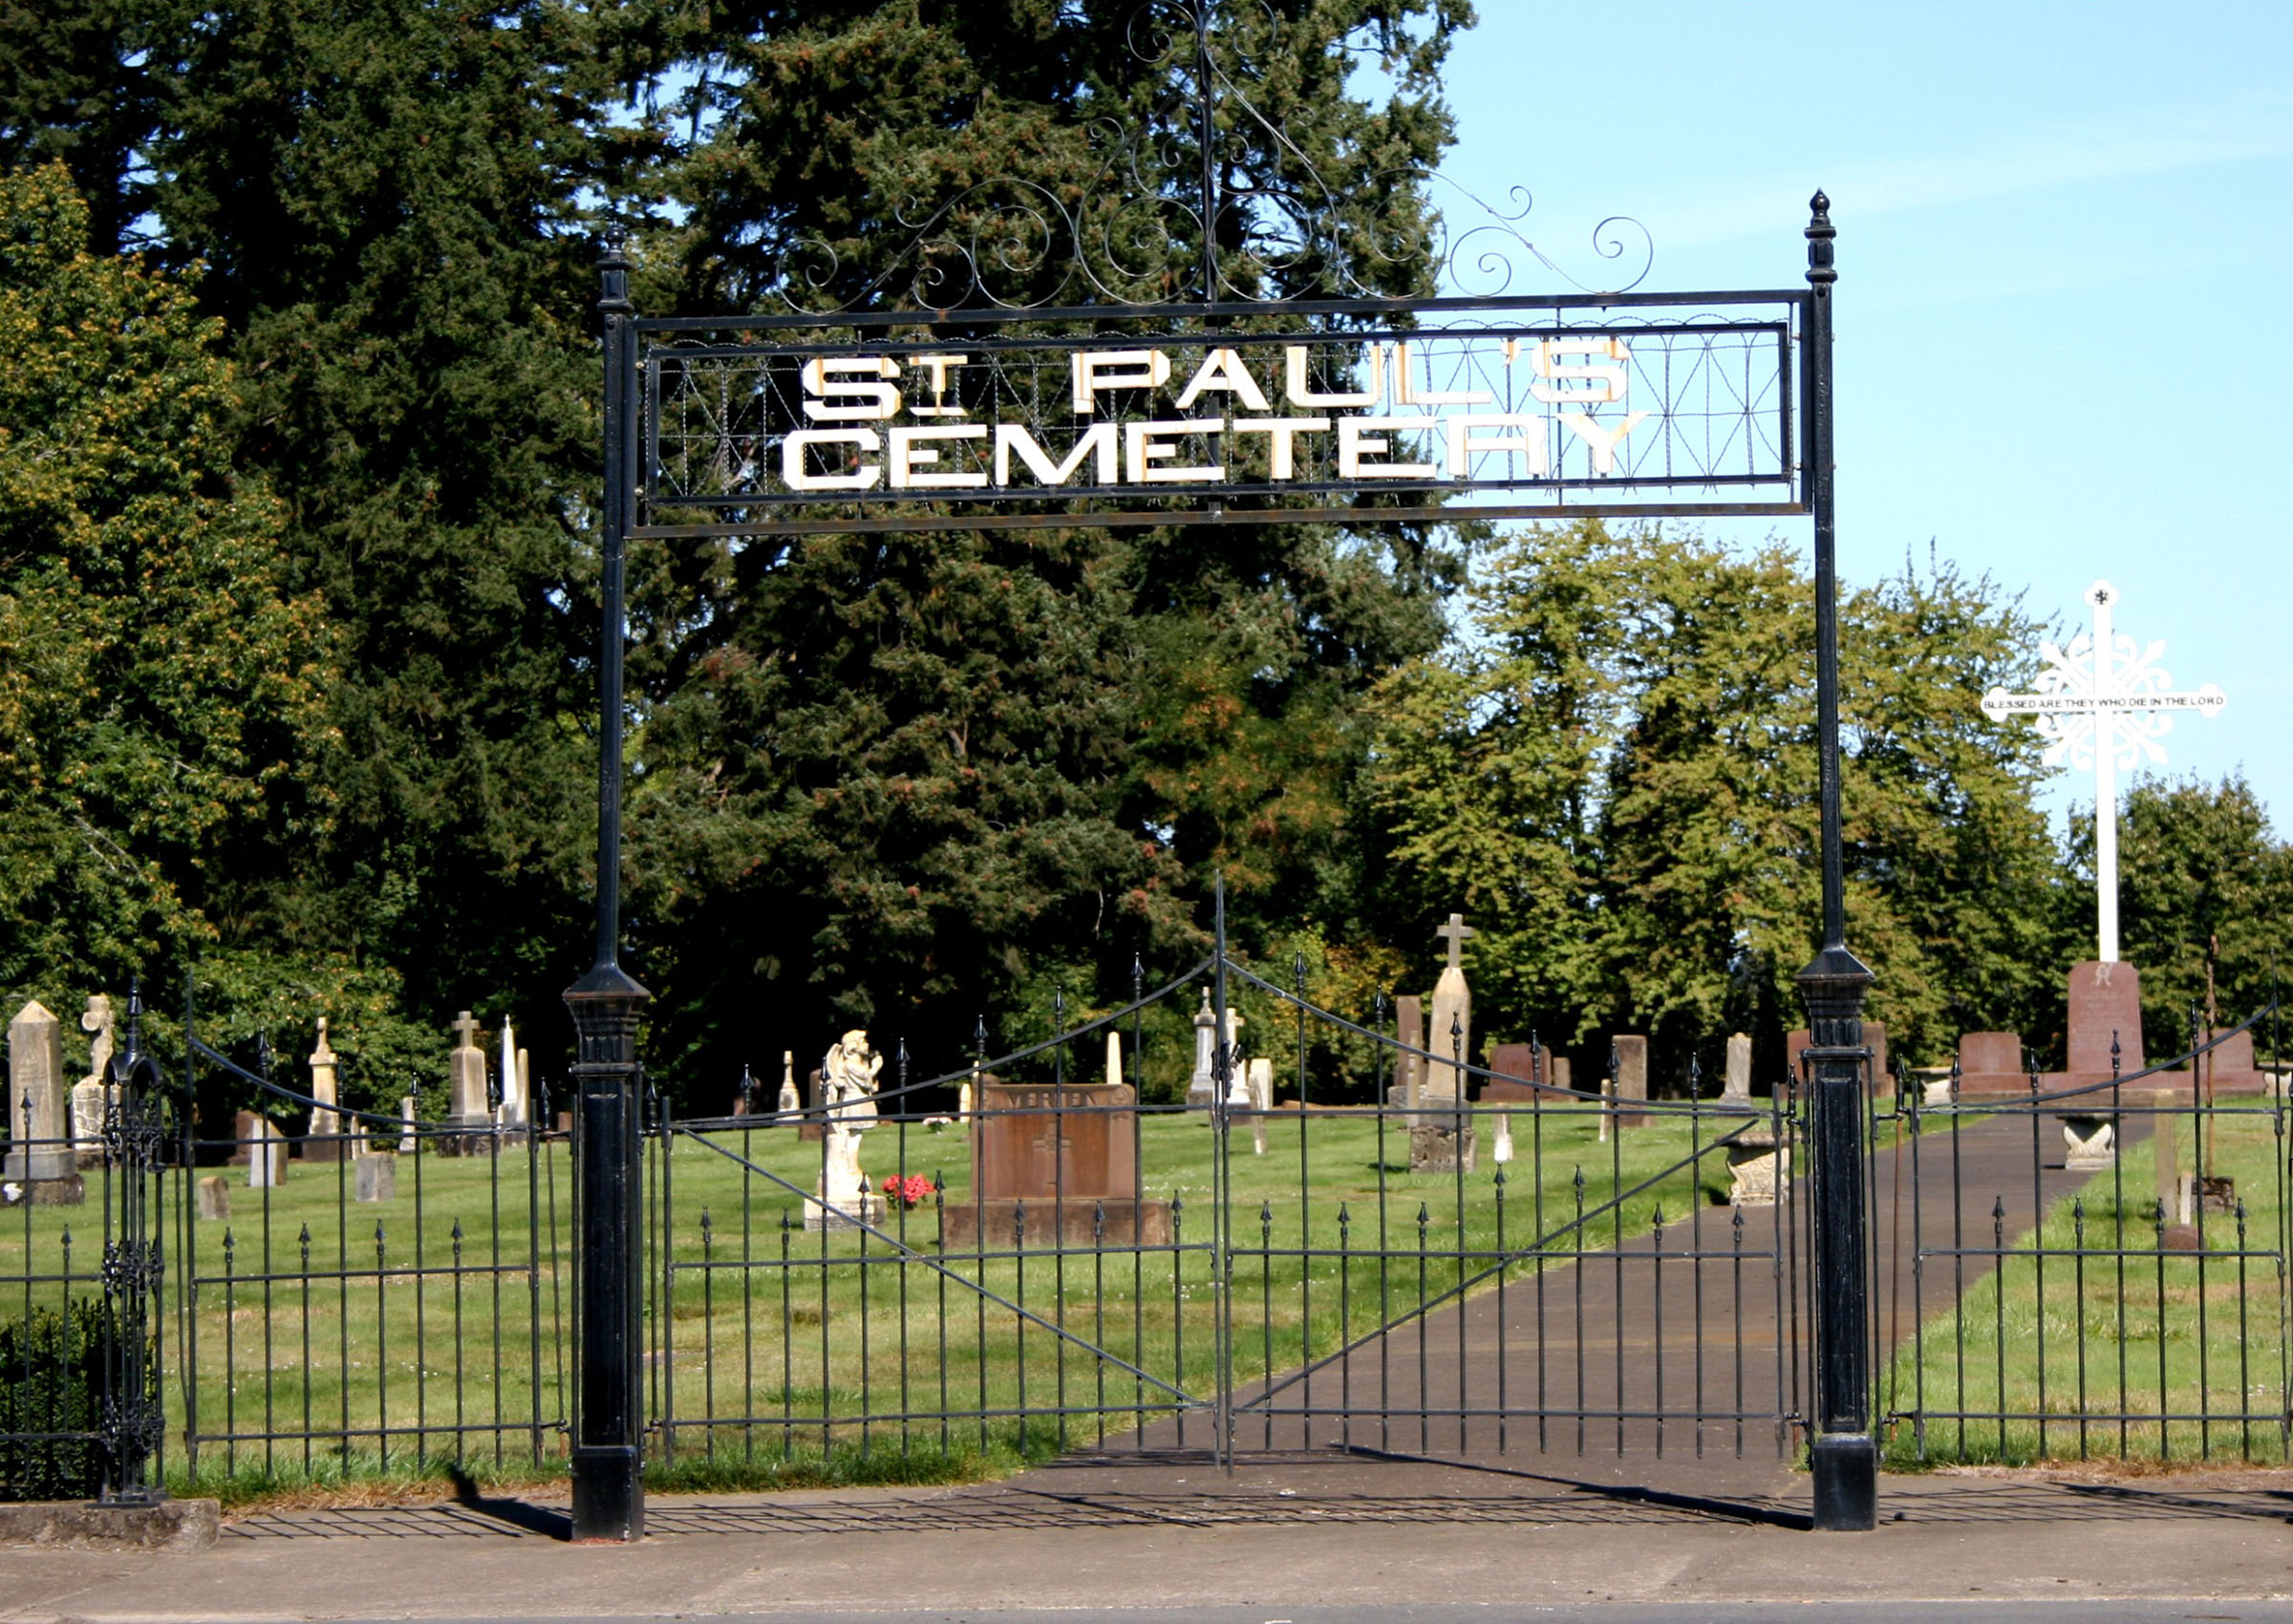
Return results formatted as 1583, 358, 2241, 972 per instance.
0, 164, 446, 1093
2078, 776, 2293, 1060
1370, 521, 2067, 1082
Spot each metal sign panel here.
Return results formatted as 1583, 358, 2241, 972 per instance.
632, 292, 1805, 537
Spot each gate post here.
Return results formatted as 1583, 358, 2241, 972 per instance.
99, 985, 167, 1506
1796, 191, 1877, 1531
566, 227, 651, 1544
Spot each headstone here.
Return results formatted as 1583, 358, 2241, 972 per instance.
304, 1016, 346, 1161
2196, 1027, 2268, 1096
6, 1001, 77, 1193
196, 1175, 231, 1222
1389, 994, 1425, 1110
1721, 1032, 1753, 1106
246, 1119, 288, 1187
1410, 914, 1476, 1172
70, 994, 114, 1167
1247, 1058, 1272, 1155
555, 1110, 572, 1134
2068, 961, 2144, 1079
1957, 1031, 2027, 1097
2152, 1089, 2177, 1220
1479, 1042, 1554, 1104
1611, 1035, 1649, 1129
354, 1154, 396, 1204
397, 1095, 418, 1154
778, 1051, 801, 1118
1104, 1029, 1124, 1090
446, 1011, 492, 1149
804, 1030, 886, 1229
228, 1108, 262, 1166
798, 1069, 828, 1140
1551, 1056, 1573, 1092
1186, 989, 1220, 1108
943, 1076, 1170, 1249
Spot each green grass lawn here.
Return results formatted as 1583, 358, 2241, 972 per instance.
1881, 1102, 2293, 1467
1, 1100, 1755, 1496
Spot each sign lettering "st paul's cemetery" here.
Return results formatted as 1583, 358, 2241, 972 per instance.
635, 310, 1801, 534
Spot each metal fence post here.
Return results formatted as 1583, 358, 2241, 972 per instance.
99, 984, 167, 1506
566, 227, 651, 1544
1796, 190, 1878, 1531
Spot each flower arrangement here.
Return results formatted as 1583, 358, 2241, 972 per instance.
881, 1172, 933, 1209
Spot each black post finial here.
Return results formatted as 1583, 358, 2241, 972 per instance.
598, 224, 632, 317
1806, 191, 1835, 287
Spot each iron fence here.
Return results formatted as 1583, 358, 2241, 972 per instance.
7, 967, 2284, 1501
1877, 1001, 2290, 1465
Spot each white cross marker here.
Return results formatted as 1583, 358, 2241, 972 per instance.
1982, 579, 2224, 964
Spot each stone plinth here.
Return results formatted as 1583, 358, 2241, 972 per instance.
1726, 1123, 1789, 1207
1408, 1122, 1475, 1173
941, 1198, 1172, 1250
803, 1188, 886, 1231
2060, 1115, 2117, 1170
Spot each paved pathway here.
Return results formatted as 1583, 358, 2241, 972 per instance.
1074, 1097, 2231, 1498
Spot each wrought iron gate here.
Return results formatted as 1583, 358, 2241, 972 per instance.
638, 917, 1813, 1474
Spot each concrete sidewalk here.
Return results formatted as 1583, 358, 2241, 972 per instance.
3, 1457, 2290, 1621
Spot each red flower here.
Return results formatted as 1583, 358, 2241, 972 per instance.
880, 1173, 934, 1209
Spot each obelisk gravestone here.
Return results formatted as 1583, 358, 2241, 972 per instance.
6, 1001, 78, 1200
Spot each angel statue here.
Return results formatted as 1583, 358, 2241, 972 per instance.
807, 1029, 886, 1228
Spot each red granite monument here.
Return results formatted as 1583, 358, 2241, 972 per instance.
941, 1079, 1170, 1249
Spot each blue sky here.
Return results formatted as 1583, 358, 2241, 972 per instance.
1425, 0, 2291, 835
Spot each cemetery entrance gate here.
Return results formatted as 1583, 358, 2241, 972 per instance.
573, 50, 1873, 1536
639, 905, 1827, 1487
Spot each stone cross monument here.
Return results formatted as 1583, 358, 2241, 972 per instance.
1410, 913, 1476, 1172
447, 1011, 491, 1142
1982, 579, 2224, 964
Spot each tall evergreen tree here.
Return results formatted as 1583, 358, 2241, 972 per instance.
617, 0, 1474, 1087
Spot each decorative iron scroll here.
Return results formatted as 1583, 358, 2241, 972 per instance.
632, 296, 1803, 537
756, 0, 1655, 316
